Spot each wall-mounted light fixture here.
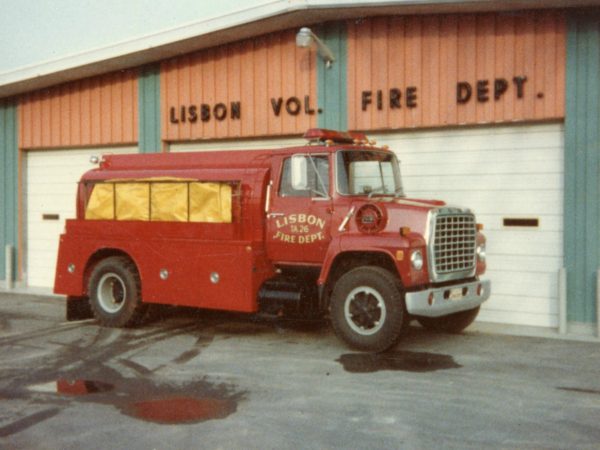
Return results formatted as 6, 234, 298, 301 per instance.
296, 27, 335, 68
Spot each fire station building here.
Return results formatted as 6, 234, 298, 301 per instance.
1, 1, 599, 335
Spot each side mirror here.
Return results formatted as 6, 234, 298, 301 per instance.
291, 155, 308, 190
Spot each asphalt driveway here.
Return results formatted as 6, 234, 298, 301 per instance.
1, 292, 599, 449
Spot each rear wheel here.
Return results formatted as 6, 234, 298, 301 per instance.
330, 266, 406, 352
416, 306, 480, 334
88, 256, 147, 327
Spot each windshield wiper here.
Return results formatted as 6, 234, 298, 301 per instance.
307, 155, 328, 198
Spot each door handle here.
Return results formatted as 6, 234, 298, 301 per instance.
267, 212, 285, 218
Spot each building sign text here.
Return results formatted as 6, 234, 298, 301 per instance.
169, 74, 536, 124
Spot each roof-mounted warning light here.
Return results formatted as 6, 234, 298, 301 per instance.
303, 128, 368, 145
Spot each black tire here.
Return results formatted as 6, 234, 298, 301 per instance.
330, 266, 406, 352
88, 256, 147, 327
416, 306, 480, 334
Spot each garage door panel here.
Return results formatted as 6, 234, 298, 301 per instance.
380, 125, 563, 152
487, 241, 561, 258
411, 192, 561, 216
481, 194, 561, 215
26, 228, 65, 244
27, 159, 97, 172
27, 191, 78, 205
486, 231, 562, 255
27, 253, 58, 268
487, 255, 563, 273
399, 148, 562, 166
374, 123, 563, 327
404, 159, 562, 176
485, 294, 558, 315
477, 214, 563, 232
27, 170, 91, 184
405, 173, 562, 192
26, 147, 135, 288
478, 308, 557, 327
26, 152, 129, 167
412, 190, 562, 199
488, 271, 558, 298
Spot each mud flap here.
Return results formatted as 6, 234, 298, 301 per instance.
66, 296, 93, 321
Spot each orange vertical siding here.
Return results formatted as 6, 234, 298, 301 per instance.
440, 15, 459, 125
347, 10, 566, 130
253, 36, 269, 137
19, 70, 138, 149
227, 43, 242, 138
161, 29, 317, 142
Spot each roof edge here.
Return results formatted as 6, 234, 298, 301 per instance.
2, 0, 596, 98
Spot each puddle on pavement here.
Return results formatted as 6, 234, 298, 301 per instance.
337, 351, 462, 373
557, 387, 600, 396
27, 375, 242, 426
122, 396, 237, 424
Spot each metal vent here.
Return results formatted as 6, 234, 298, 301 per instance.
430, 212, 477, 282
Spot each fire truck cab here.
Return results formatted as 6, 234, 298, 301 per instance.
54, 128, 490, 352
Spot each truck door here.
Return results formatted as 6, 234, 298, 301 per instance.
266, 154, 333, 264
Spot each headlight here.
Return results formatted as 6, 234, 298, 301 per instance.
410, 250, 423, 270
477, 243, 486, 262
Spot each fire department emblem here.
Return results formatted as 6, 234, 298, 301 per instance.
273, 213, 325, 244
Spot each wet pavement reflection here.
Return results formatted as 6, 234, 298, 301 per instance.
122, 396, 237, 424
24, 376, 243, 426
337, 351, 462, 373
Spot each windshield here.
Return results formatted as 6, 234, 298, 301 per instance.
336, 150, 404, 197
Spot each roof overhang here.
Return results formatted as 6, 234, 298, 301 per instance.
1, 0, 597, 99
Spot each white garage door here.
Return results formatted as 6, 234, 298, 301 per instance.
170, 137, 305, 152
25, 147, 136, 289
371, 124, 564, 328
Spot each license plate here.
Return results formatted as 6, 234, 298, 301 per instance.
449, 288, 463, 301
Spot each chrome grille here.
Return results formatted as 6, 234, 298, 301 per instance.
431, 213, 477, 281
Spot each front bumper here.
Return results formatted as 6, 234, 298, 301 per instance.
405, 279, 491, 318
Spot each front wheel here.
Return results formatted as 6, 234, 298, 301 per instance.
330, 266, 406, 352
416, 306, 480, 334
88, 256, 147, 327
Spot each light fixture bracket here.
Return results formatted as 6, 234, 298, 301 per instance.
296, 27, 335, 68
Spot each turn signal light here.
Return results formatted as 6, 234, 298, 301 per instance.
400, 226, 411, 237
476, 223, 484, 231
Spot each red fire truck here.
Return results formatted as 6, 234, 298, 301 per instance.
54, 128, 490, 352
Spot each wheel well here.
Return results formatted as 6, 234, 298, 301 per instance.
323, 251, 400, 307
83, 249, 136, 296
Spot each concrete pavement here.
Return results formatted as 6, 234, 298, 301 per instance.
1, 292, 600, 449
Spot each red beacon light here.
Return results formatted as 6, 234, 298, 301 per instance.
303, 128, 368, 145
